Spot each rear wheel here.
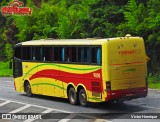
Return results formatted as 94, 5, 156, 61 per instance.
25, 82, 32, 97
79, 89, 87, 106
68, 87, 77, 105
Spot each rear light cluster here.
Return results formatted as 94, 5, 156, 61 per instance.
91, 81, 101, 93
106, 81, 111, 91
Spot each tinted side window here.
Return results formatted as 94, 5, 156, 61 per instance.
84, 47, 90, 64
77, 46, 101, 65
65, 47, 77, 63
53, 47, 59, 62
61, 47, 65, 62
22, 47, 31, 61
14, 46, 21, 59
65, 47, 72, 62
44, 47, 53, 61
78, 47, 84, 63
53, 47, 64, 62
77, 47, 90, 64
72, 47, 77, 62
32, 47, 43, 61
91, 47, 101, 65
91, 47, 96, 64
96, 47, 101, 65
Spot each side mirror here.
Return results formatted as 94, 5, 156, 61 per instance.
9, 61, 12, 69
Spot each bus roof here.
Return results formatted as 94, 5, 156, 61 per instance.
18, 36, 142, 46
21, 38, 108, 46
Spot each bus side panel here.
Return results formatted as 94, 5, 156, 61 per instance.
36, 63, 58, 97
22, 62, 38, 94
58, 63, 104, 103
59, 64, 84, 98
84, 66, 103, 102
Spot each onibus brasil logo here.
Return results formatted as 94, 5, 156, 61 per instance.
1, 0, 32, 16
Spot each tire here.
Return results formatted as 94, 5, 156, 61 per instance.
79, 89, 87, 107
68, 87, 77, 105
25, 82, 32, 97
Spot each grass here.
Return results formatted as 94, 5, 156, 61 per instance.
148, 73, 160, 89
0, 61, 12, 77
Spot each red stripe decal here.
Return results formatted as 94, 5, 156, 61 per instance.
29, 69, 103, 92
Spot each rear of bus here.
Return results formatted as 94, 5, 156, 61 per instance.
105, 35, 148, 102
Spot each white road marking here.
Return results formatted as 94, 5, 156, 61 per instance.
23, 115, 41, 122
0, 100, 10, 107
58, 113, 77, 122
0, 98, 72, 113
42, 108, 53, 113
58, 113, 99, 122
23, 119, 35, 122
23, 108, 54, 122
9, 104, 31, 113
94, 119, 111, 122
0, 98, 112, 121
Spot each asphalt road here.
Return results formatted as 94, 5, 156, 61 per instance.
0, 77, 160, 122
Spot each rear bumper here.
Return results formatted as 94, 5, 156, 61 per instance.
105, 87, 148, 101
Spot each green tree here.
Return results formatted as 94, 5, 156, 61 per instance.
118, 0, 160, 73
55, 0, 96, 38
145, 0, 160, 73
89, 0, 127, 38
13, 0, 58, 41
5, 43, 13, 60
0, 1, 16, 60
118, 0, 146, 36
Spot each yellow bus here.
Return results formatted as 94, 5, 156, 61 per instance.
12, 35, 148, 106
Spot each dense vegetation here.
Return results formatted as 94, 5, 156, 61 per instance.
0, 0, 160, 75
0, 61, 12, 76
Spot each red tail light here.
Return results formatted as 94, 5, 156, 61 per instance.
91, 81, 101, 93
106, 82, 111, 91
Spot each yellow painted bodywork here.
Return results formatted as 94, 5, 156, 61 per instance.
14, 36, 147, 103
107, 37, 147, 91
